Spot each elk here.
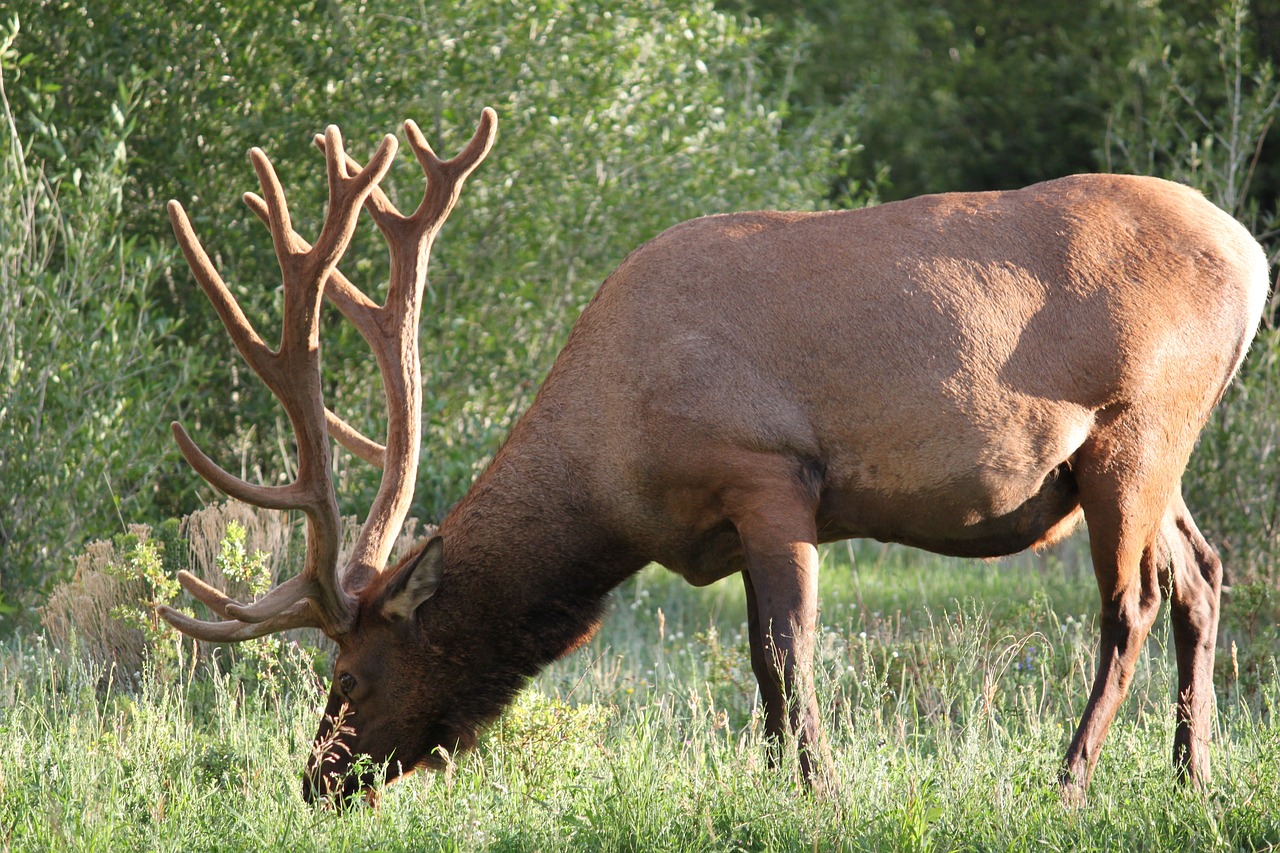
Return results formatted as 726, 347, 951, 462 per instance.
159, 107, 1269, 807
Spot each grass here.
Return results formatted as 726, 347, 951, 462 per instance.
2, 537, 1279, 851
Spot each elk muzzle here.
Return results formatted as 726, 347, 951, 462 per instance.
301, 759, 380, 810
303, 696, 375, 809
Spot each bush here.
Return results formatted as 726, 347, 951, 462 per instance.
38, 501, 425, 681
1189, 329, 1280, 589
40, 521, 186, 682
0, 20, 200, 625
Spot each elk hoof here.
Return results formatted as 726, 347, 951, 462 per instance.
1056, 769, 1088, 807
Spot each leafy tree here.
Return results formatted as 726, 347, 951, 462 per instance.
0, 20, 191, 620
1105, 0, 1279, 230
722, 0, 1280, 215
724, 0, 1152, 200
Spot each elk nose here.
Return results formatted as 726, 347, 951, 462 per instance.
301, 769, 375, 810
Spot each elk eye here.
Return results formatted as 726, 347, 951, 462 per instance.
338, 673, 356, 696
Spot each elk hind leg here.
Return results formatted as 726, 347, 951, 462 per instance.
1165, 492, 1221, 786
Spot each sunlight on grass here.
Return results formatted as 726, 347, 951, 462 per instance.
2, 536, 1278, 850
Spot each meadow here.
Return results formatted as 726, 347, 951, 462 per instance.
3, 537, 1278, 852
4, 2, 1280, 850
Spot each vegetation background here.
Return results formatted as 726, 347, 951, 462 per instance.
1, 0, 1279, 849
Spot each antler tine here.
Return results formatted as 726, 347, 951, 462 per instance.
312, 131, 403, 229
170, 568, 317, 627
170, 422, 318, 510
251, 131, 395, 362
157, 601, 321, 642
313, 127, 398, 272
404, 107, 498, 185
243, 190, 388, 468
323, 110, 498, 593
165, 129, 401, 641
325, 408, 386, 467
174, 569, 244, 619
167, 200, 339, 523
166, 200, 272, 374
400, 111, 496, 249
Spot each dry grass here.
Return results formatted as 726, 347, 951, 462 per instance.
36, 501, 430, 677
40, 535, 151, 672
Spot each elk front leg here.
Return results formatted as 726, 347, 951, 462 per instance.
1165, 494, 1221, 786
738, 510, 833, 793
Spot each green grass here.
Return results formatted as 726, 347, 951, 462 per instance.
2, 538, 1279, 851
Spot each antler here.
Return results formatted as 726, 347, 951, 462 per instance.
159, 110, 497, 641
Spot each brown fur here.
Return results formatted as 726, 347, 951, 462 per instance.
160, 113, 1269, 808
306, 173, 1268, 804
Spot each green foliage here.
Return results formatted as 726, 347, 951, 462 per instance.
39, 519, 187, 683
39, 508, 321, 688
493, 691, 615, 790
103, 531, 185, 678
0, 19, 198, 625
5, 0, 858, 521
214, 520, 288, 687
1105, 0, 1280, 226
729, 0, 1280, 242
731, 0, 1157, 201
214, 520, 271, 596
1190, 328, 1280, 589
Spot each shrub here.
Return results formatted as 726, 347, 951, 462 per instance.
38, 501, 428, 681
1189, 329, 1280, 590
40, 521, 186, 682
0, 19, 196, 625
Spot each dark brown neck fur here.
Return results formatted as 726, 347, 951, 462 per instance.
420, 411, 647, 740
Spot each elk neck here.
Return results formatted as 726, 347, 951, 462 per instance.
429, 406, 648, 670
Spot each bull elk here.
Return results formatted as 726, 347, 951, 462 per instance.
159, 107, 1269, 807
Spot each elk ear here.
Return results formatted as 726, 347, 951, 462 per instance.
381, 536, 444, 621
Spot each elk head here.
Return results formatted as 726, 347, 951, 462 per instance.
158, 109, 497, 807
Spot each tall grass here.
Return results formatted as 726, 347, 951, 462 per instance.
2, 538, 1278, 850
